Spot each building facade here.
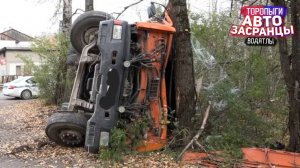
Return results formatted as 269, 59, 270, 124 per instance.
0, 29, 41, 78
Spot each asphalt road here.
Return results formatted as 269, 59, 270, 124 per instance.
0, 92, 21, 107
0, 91, 40, 168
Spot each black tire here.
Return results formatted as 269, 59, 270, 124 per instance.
70, 11, 112, 53
68, 46, 78, 55
67, 46, 80, 66
45, 113, 87, 147
67, 53, 80, 66
21, 90, 32, 100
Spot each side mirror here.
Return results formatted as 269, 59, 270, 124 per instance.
147, 2, 156, 18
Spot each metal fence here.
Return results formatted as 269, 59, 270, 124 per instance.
0, 75, 22, 85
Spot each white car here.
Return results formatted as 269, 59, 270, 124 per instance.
2, 76, 39, 100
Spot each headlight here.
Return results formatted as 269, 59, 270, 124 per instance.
112, 25, 122, 40
99, 131, 110, 146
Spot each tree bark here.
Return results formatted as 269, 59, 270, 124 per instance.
272, 0, 300, 151
168, 0, 196, 130
288, 0, 300, 151
85, 0, 93, 11
62, 0, 72, 35
54, 0, 72, 104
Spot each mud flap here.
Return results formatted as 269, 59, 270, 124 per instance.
85, 20, 130, 153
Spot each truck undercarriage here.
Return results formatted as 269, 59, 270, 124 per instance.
46, 9, 176, 154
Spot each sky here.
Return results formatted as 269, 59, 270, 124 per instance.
0, 0, 231, 37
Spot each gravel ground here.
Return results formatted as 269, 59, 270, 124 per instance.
0, 92, 23, 106
0, 100, 199, 168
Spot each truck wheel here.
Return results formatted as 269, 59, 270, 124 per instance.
45, 113, 87, 147
67, 53, 80, 66
67, 46, 80, 66
70, 11, 112, 53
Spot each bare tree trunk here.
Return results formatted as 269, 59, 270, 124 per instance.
272, 0, 300, 151
54, 0, 72, 104
288, 0, 300, 151
168, 0, 196, 131
62, 0, 72, 35
85, 0, 93, 11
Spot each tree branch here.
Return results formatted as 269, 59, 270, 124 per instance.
116, 0, 144, 19
177, 102, 211, 161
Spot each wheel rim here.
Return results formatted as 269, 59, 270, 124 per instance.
59, 130, 83, 146
22, 91, 31, 99
82, 27, 98, 45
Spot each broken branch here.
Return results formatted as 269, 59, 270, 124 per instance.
177, 102, 211, 161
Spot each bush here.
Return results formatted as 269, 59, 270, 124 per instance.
23, 34, 73, 105
190, 10, 288, 159
99, 128, 127, 162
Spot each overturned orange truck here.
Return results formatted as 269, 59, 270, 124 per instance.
45, 3, 176, 153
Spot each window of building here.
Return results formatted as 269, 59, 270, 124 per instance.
16, 65, 21, 75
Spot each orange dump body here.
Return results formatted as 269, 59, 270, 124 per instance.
134, 14, 175, 152
182, 148, 300, 167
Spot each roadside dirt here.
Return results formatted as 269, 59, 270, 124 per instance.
0, 100, 197, 168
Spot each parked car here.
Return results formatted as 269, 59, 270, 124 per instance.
2, 76, 39, 100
